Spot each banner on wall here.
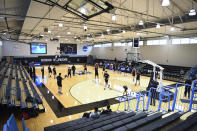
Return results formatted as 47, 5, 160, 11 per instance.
39, 56, 69, 64
14, 55, 87, 65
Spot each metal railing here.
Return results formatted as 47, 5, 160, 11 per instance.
189, 80, 197, 111
116, 79, 197, 113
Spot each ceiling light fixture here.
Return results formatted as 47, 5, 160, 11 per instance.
106, 29, 110, 32
136, 32, 141, 35
57, 36, 60, 38
139, 20, 144, 25
84, 25, 87, 30
170, 27, 175, 31
189, 8, 196, 16
67, 32, 71, 34
48, 30, 51, 33
156, 23, 160, 28
112, 15, 116, 21
80, 8, 86, 14
162, 0, 170, 6
122, 30, 126, 33
59, 23, 63, 27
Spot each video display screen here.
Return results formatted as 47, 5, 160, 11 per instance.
30, 43, 47, 54
60, 43, 77, 54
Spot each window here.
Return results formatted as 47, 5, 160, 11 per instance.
153, 40, 160, 45
190, 38, 197, 44
94, 44, 102, 47
121, 42, 126, 46
159, 40, 167, 45
147, 39, 167, 45
128, 42, 133, 46
147, 40, 153, 45
139, 41, 143, 46
66, 0, 113, 20
114, 42, 125, 46
180, 38, 189, 44
172, 39, 181, 44
102, 43, 112, 47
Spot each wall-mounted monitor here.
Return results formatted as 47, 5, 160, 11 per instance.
30, 42, 47, 54
60, 43, 77, 54
133, 38, 139, 48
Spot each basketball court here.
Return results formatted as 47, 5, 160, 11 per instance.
1, 0, 197, 130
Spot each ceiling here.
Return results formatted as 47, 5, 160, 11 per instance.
1, 0, 197, 44
0, 0, 31, 40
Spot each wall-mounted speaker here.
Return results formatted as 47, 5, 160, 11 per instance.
44, 28, 48, 32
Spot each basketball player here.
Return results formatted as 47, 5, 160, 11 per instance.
53, 66, 57, 79
48, 65, 52, 77
68, 67, 72, 78
132, 67, 136, 82
95, 63, 99, 79
41, 66, 44, 79
135, 70, 141, 86
124, 65, 128, 76
72, 64, 76, 76
184, 77, 192, 99
118, 64, 121, 74
84, 64, 87, 73
56, 73, 64, 94
104, 71, 110, 90
102, 65, 106, 74
113, 63, 116, 72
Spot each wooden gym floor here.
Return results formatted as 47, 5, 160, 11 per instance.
1, 64, 194, 131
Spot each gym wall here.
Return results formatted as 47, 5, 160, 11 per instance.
2, 41, 92, 57
91, 44, 197, 67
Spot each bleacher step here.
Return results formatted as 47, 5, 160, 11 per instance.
135, 112, 182, 131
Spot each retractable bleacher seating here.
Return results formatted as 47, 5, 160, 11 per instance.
44, 110, 197, 131
0, 62, 45, 119
168, 112, 197, 131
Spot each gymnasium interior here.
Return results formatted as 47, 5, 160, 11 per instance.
1, 0, 197, 131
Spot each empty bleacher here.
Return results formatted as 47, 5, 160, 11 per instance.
168, 112, 197, 131
44, 79, 197, 131
95, 59, 191, 82
140, 63, 190, 82
44, 110, 189, 131
0, 62, 45, 119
